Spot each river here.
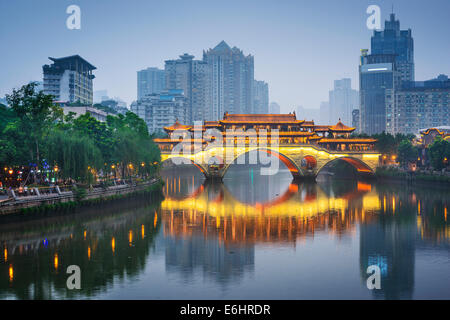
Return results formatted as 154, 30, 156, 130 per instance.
0, 164, 449, 299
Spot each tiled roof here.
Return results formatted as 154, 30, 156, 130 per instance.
328, 120, 355, 132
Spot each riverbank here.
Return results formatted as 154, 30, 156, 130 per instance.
0, 178, 163, 217
375, 167, 450, 186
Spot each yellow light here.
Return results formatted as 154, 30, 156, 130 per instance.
391, 155, 397, 160
111, 165, 115, 169
8, 170, 13, 175
154, 212, 158, 227
54, 254, 59, 270
88, 246, 91, 260
445, 207, 447, 222
83, 230, 87, 240
141, 224, 145, 239
4, 248, 7, 262
141, 162, 145, 167
54, 167, 59, 172
128, 164, 133, 169
9, 265, 13, 282
111, 237, 115, 253
128, 230, 133, 245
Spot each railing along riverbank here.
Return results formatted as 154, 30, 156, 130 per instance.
0, 178, 161, 216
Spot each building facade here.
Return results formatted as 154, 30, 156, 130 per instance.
371, 13, 414, 82
131, 89, 188, 134
359, 52, 401, 135
359, 13, 414, 135
203, 41, 254, 119
387, 75, 450, 134
328, 78, 359, 125
253, 80, 269, 114
137, 67, 165, 100
165, 54, 210, 123
43, 55, 96, 105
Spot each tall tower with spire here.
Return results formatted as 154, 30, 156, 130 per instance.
371, 13, 414, 81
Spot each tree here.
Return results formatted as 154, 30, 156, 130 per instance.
428, 136, 450, 170
373, 132, 396, 155
46, 130, 103, 183
397, 140, 418, 168
5, 82, 63, 165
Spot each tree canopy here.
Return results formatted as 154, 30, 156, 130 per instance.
0, 83, 160, 185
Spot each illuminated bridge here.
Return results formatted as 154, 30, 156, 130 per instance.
155, 113, 381, 180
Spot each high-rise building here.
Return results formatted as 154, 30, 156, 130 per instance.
387, 75, 450, 134
359, 52, 401, 135
43, 55, 96, 105
130, 89, 188, 134
137, 67, 165, 100
328, 78, 359, 125
359, 13, 414, 135
253, 80, 269, 114
203, 41, 254, 119
352, 109, 360, 133
371, 13, 414, 82
269, 102, 280, 114
165, 54, 210, 123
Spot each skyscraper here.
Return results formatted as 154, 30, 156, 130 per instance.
137, 67, 165, 100
253, 80, 269, 114
359, 12, 412, 135
203, 41, 254, 119
328, 78, 359, 126
359, 52, 401, 135
371, 13, 414, 82
165, 54, 210, 123
43, 55, 96, 105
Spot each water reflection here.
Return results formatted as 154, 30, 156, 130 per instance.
0, 194, 162, 299
0, 165, 449, 299
161, 165, 450, 299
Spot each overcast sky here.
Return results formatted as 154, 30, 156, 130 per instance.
1, 0, 449, 113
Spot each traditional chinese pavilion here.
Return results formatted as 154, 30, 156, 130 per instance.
154, 113, 376, 152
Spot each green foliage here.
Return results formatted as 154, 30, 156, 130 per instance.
1, 83, 161, 185
46, 130, 103, 182
429, 136, 450, 170
5, 82, 63, 164
397, 140, 418, 167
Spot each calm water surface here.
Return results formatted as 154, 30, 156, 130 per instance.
1, 165, 449, 299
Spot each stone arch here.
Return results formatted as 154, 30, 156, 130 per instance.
161, 156, 209, 178
316, 156, 374, 176
222, 148, 303, 178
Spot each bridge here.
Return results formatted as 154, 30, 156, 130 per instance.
155, 113, 381, 180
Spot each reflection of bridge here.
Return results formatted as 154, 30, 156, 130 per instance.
155, 113, 380, 180
161, 179, 382, 246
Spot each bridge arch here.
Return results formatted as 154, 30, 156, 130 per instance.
161, 156, 208, 178
316, 156, 374, 176
222, 148, 303, 179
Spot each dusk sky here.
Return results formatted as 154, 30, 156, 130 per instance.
1, 0, 449, 112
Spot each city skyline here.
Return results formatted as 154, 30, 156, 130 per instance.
1, 0, 449, 114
